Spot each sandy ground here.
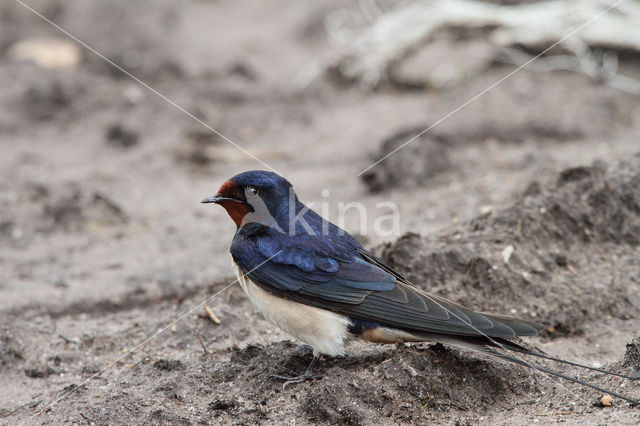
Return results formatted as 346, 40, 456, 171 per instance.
1, 0, 640, 424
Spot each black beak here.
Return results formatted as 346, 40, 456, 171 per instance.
201, 194, 241, 204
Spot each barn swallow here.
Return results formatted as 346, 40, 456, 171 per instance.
202, 170, 639, 403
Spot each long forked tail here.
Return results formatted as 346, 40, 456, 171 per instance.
482, 347, 640, 406
420, 333, 640, 405
490, 337, 640, 380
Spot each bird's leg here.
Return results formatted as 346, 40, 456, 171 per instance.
271, 355, 323, 389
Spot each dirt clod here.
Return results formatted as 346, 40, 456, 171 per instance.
0, 338, 24, 367
624, 337, 640, 373
106, 124, 140, 148
209, 399, 238, 411
153, 359, 184, 371
362, 129, 451, 193
24, 366, 56, 379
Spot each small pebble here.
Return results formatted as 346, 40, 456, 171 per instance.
406, 365, 418, 377
501, 245, 514, 263
601, 394, 613, 406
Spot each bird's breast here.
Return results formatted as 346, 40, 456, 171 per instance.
232, 261, 351, 357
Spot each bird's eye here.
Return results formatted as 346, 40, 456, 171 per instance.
246, 186, 259, 197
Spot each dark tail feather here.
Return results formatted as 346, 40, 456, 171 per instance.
490, 337, 640, 380
425, 333, 640, 404
482, 347, 640, 406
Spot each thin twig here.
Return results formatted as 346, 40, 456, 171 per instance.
204, 305, 221, 325
194, 329, 209, 354
497, 48, 640, 95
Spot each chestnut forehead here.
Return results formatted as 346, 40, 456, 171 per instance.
218, 179, 239, 194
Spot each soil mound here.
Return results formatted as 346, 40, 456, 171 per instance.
377, 154, 640, 335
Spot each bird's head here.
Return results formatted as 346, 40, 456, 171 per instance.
201, 170, 295, 229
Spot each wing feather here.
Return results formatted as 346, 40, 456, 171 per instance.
232, 233, 543, 339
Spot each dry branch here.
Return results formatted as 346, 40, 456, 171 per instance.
329, 0, 640, 87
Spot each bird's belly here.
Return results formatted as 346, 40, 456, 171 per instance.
233, 262, 350, 357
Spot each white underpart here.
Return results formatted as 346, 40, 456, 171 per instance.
233, 261, 350, 357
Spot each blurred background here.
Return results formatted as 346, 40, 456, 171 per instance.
1, 0, 639, 423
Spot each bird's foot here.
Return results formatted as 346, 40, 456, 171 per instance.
270, 371, 323, 389
270, 355, 322, 390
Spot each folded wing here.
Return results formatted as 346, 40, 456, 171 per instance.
234, 240, 543, 338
